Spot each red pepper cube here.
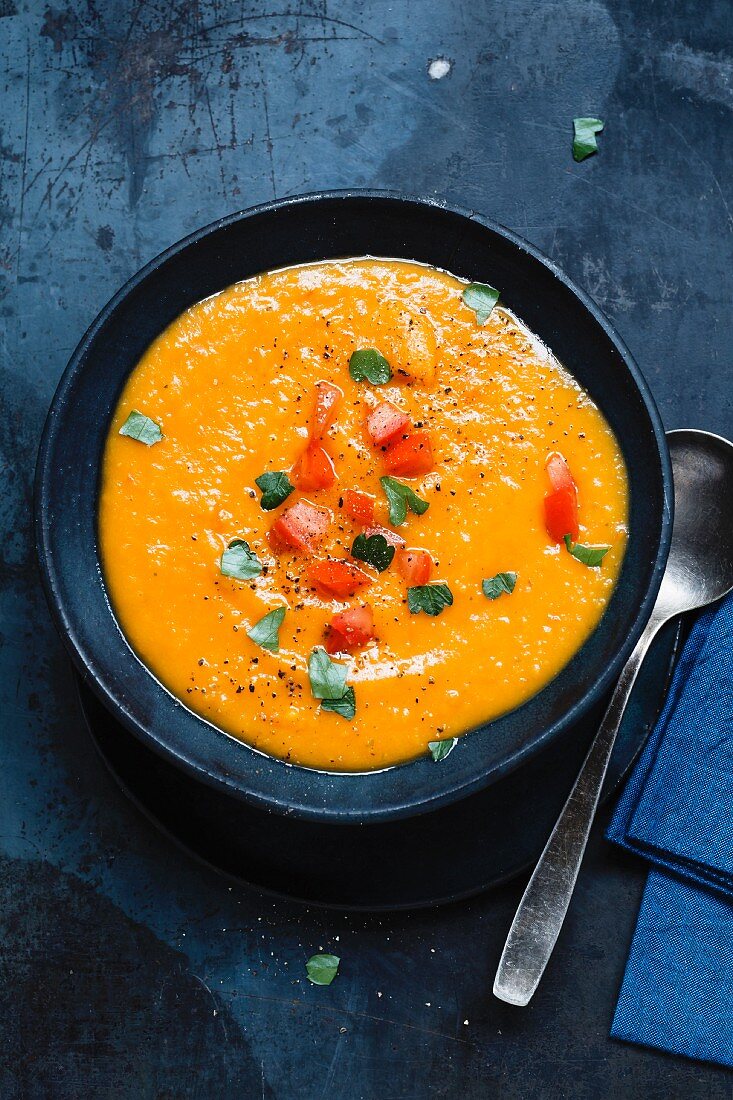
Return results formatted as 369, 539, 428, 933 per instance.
366, 402, 410, 448
306, 559, 372, 599
311, 381, 342, 441
383, 431, 433, 477
269, 501, 329, 552
325, 605, 375, 654
292, 443, 336, 492
395, 548, 433, 586
344, 490, 375, 526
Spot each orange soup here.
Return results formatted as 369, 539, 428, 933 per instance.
99, 258, 628, 771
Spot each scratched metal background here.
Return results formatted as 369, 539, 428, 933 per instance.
2, 1, 733, 1097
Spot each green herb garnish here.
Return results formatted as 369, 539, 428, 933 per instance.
321, 687, 356, 720
349, 348, 392, 386
563, 534, 611, 567
429, 738, 458, 762
306, 953, 340, 986
482, 572, 518, 600
255, 471, 294, 511
407, 583, 453, 616
308, 647, 355, 718
220, 538, 262, 580
308, 647, 348, 700
462, 282, 500, 325
351, 532, 395, 573
246, 607, 286, 652
380, 476, 430, 527
118, 410, 163, 446
572, 117, 604, 162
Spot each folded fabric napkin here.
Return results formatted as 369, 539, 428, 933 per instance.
607, 592, 733, 1068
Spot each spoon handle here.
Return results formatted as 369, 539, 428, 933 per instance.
493, 609, 668, 1007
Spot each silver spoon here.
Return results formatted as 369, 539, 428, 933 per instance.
494, 428, 733, 1007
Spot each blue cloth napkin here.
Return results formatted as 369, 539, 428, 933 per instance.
607, 592, 733, 1068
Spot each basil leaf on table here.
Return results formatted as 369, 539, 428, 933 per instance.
118, 410, 163, 446
462, 282, 500, 325
255, 470, 294, 511
351, 532, 395, 573
306, 953, 340, 985
482, 572, 518, 600
380, 476, 430, 527
220, 539, 262, 580
349, 349, 392, 386
407, 583, 453, 616
564, 534, 611, 567
572, 117, 604, 162
246, 607, 286, 652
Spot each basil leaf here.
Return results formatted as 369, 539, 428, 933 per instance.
349, 348, 392, 386
429, 738, 458, 762
482, 571, 517, 600
308, 647, 349, 700
321, 686, 356, 720
407, 583, 453, 616
255, 470, 294, 511
572, 117, 604, 162
380, 476, 430, 527
118, 409, 163, 446
306, 953, 340, 986
462, 282, 500, 325
247, 607, 286, 652
351, 533, 395, 573
220, 538, 262, 580
564, 534, 611, 567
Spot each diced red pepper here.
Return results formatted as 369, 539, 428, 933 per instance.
366, 402, 410, 448
344, 489, 375, 526
395, 548, 433, 586
544, 452, 579, 542
546, 452, 576, 495
311, 381, 342, 440
544, 489, 579, 542
383, 431, 433, 477
269, 501, 329, 552
363, 525, 405, 549
306, 559, 372, 599
292, 443, 336, 492
325, 605, 375, 654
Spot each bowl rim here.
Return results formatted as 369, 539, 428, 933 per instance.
35, 188, 673, 822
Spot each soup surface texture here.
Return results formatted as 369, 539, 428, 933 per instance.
99, 258, 628, 771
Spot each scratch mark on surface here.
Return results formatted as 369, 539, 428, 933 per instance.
566, 170, 693, 238
201, 10, 386, 47
218, 988, 471, 1044
15, 35, 31, 282
259, 59, 277, 198
666, 120, 733, 233
192, 972, 229, 1042
377, 71, 472, 136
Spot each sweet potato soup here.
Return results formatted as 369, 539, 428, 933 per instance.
99, 258, 628, 771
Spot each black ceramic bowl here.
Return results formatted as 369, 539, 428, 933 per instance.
35, 191, 672, 827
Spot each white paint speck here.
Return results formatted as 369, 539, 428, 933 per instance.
428, 56, 452, 80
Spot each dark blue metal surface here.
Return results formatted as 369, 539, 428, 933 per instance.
2, 1, 732, 1096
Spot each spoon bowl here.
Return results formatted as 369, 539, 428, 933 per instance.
660, 430, 733, 615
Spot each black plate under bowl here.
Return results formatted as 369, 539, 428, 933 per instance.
35, 191, 673, 827
76, 620, 680, 909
